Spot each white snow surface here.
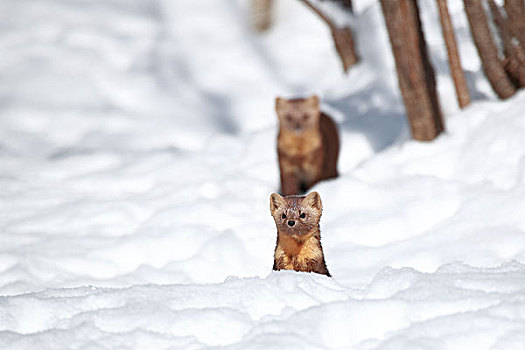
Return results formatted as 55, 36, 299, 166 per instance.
2, 0, 525, 349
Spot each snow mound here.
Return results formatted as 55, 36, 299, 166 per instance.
2, 263, 525, 349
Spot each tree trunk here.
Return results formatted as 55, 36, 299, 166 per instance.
488, 0, 525, 87
380, 0, 444, 141
436, 0, 471, 108
463, 0, 517, 98
504, 0, 525, 50
331, 26, 359, 72
488, 0, 515, 58
300, 0, 358, 72
252, 0, 274, 32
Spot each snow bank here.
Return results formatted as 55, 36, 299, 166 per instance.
2, 263, 525, 349
2, 0, 525, 348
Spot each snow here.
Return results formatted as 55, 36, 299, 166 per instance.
1, 0, 525, 348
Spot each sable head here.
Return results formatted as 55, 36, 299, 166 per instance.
275, 95, 321, 134
270, 192, 322, 237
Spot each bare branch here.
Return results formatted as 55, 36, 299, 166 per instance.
436, 0, 471, 108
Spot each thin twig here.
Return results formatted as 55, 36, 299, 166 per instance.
299, 0, 337, 29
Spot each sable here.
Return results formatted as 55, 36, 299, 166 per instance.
270, 191, 330, 276
275, 95, 340, 196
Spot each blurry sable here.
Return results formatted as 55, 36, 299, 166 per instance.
275, 95, 340, 196
270, 191, 330, 276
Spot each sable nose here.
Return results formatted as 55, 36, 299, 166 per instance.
288, 220, 295, 227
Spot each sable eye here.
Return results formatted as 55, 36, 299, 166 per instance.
281, 213, 287, 219
302, 114, 309, 121
286, 115, 292, 122
300, 212, 306, 219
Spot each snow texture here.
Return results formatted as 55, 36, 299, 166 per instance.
1, 0, 525, 349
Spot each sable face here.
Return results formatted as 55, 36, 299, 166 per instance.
270, 192, 322, 237
275, 95, 321, 134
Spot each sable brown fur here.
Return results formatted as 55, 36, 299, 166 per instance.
270, 191, 330, 276
276, 95, 340, 196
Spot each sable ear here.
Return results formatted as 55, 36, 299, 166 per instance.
275, 97, 284, 113
303, 191, 322, 211
270, 193, 286, 213
307, 94, 319, 106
